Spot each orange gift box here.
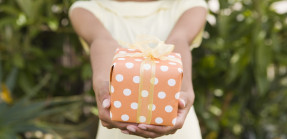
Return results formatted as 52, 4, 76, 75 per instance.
109, 43, 183, 126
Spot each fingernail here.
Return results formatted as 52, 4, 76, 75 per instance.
138, 124, 147, 130
127, 126, 136, 132
180, 99, 186, 107
102, 99, 109, 108
121, 130, 129, 134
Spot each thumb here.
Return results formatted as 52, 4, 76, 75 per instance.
102, 98, 111, 109
178, 98, 186, 109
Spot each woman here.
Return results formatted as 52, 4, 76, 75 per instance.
69, 0, 207, 138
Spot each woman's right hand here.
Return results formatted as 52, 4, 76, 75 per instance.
93, 76, 138, 131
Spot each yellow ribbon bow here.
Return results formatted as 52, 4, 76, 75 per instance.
116, 36, 182, 64
129, 36, 174, 59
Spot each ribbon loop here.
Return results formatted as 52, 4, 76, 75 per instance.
120, 35, 175, 59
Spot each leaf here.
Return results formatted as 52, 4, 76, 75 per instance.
5, 68, 18, 92
13, 123, 47, 133
0, 5, 20, 16
0, 128, 19, 139
48, 19, 59, 31
27, 73, 51, 98
12, 54, 24, 68
0, 59, 2, 92
226, 48, 250, 84
255, 36, 272, 94
18, 74, 33, 95
16, 0, 33, 19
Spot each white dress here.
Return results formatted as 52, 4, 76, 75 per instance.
69, 0, 207, 138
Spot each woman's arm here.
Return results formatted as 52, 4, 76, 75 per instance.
124, 7, 207, 138
70, 8, 137, 130
167, 6, 207, 92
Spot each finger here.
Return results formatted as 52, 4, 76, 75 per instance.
173, 106, 189, 130
94, 81, 110, 104
121, 130, 129, 134
100, 113, 138, 130
126, 125, 161, 138
111, 121, 138, 130
178, 98, 186, 109
138, 124, 173, 134
97, 99, 111, 121
101, 120, 112, 129
102, 98, 110, 109
178, 90, 195, 109
101, 118, 139, 130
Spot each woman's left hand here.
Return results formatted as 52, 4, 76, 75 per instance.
120, 89, 194, 138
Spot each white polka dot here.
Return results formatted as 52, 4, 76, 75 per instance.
123, 89, 131, 96
139, 116, 146, 122
119, 51, 127, 54
118, 58, 125, 60
110, 111, 112, 119
133, 76, 140, 83
135, 59, 142, 62
169, 62, 177, 65
172, 118, 177, 125
168, 55, 176, 58
158, 92, 166, 99
114, 101, 122, 108
155, 117, 163, 124
110, 85, 114, 93
175, 92, 180, 99
121, 114, 129, 121
150, 77, 158, 85
141, 90, 149, 97
155, 61, 160, 63
125, 62, 134, 69
168, 79, 176, 86
160, 66, 168, 72
131, 102, 138, 110
165, 105, 173, 113
116, 74, 124, 82
178, 68, 183, 73
148, 104, 156, 111
144, 64, 151, 70
113, 63, 116, 66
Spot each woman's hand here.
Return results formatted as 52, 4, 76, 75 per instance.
119, 89, 194, 138
93, 76, 138, 130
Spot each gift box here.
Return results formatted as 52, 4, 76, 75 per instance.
109, 37, 183, 126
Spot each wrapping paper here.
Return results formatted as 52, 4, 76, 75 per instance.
109, 47, 183, 126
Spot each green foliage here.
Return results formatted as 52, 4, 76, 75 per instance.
0, 0, 286, 138
0, 0, 97, 138
0, 0, 91, 98
193, 0, 287, 138
0, 96, 84, 139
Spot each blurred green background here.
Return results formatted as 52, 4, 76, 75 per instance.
0, 0, 286, 138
